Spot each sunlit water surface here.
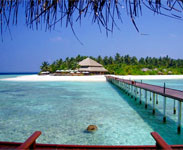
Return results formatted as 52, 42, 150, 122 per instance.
0, 75, 183, 145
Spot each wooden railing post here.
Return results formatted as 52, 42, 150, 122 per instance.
17, 131, 41, 150
151, 132, 172, 150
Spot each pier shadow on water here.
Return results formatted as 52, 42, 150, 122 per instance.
109, 83, 183, 145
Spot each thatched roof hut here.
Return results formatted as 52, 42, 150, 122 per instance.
168, 71, 172, 75
158, 71, 163, 75
78, 58, 108, 74
141, 68, 152, 72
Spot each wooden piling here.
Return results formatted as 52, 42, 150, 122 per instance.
153, 93, 155, 115
163, 97, 167, 123
135, 87, 137, 101
139, 88, 142, 104
150, 92, 152, 101
145, 90, 147, 109
178, 101, 182, 134
174, 100, 176, 114
127, 84, 130, 95
131, 85, 133, 98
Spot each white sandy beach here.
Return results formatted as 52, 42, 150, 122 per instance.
1, 74, 183, 82
0, 75, 107, 82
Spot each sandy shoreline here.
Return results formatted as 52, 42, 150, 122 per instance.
0, 75, 107, 82
1, 74, 183, 82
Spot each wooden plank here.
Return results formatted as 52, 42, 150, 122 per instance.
16, 131, 41, 150
151, 132, 172, 150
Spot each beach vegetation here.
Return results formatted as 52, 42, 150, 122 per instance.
40, 54, 183, 75
40, 61, 50, 72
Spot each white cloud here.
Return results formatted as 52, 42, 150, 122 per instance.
50, 36, 62, 42
169, 34, 177, 38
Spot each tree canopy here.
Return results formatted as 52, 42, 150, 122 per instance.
40, 54, 183, 75
1, 0, 183, 37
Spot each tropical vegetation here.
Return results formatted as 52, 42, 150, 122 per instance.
40, 54, 183, 75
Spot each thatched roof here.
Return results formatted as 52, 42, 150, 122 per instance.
141, 68, 150, 72
79, 58, 102, 67
78, 58, 108, 73
79, 67, 108, 72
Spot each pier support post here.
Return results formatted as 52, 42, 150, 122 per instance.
145, 90, 147, 109
174, 100, 176, 114
150, 92, 152, 101
139, 88, 142, 104
131, 85, 133, 98
127, 84, 130, 95
163, 97, 167, 123
137, 88, 139, 94
123, 82, 125, 91
125, 83, 127, 94
156, 94, 158, 105
135, 87, 137, 101
178, 101, 182, 134
153, 93, 155, 115
121, 82, 123, 91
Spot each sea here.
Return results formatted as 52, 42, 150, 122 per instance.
0, 73, 183, 145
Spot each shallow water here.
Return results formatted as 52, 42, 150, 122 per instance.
0, 75, 183, 145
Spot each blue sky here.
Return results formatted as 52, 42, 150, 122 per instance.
0, 5, 183, 72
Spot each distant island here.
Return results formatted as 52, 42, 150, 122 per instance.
40, 54, 183, 75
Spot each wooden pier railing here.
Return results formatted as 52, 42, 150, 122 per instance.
0, 131, 183, 150
151, 132, 172, 150
106, 75, 183, 133
16, 131, 41, 150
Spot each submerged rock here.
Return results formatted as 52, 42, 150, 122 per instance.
87, 125, 98, 132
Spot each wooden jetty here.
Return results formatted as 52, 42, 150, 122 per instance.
0, 131, 183, 150
106, 75, 183, 133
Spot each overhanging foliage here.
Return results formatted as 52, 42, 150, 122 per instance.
1, 0, 183, 37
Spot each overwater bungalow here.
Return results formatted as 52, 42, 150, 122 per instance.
78, 58, 108, 75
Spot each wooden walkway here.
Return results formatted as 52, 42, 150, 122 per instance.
110, 77, 183, 101
106, 75, 183, 133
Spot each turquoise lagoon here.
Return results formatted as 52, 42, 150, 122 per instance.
0, 75, 183, 145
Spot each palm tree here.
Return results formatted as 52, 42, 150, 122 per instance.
108, 56, 114, 65
40, 61, 49, 71
131, 56, 138, 65
115, 53, 121, 64
139, 57, 146, 65
1, 0, 182, 36
97, 55, 103, 65
103, 56, 109, 65
124, 55, 131, 65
